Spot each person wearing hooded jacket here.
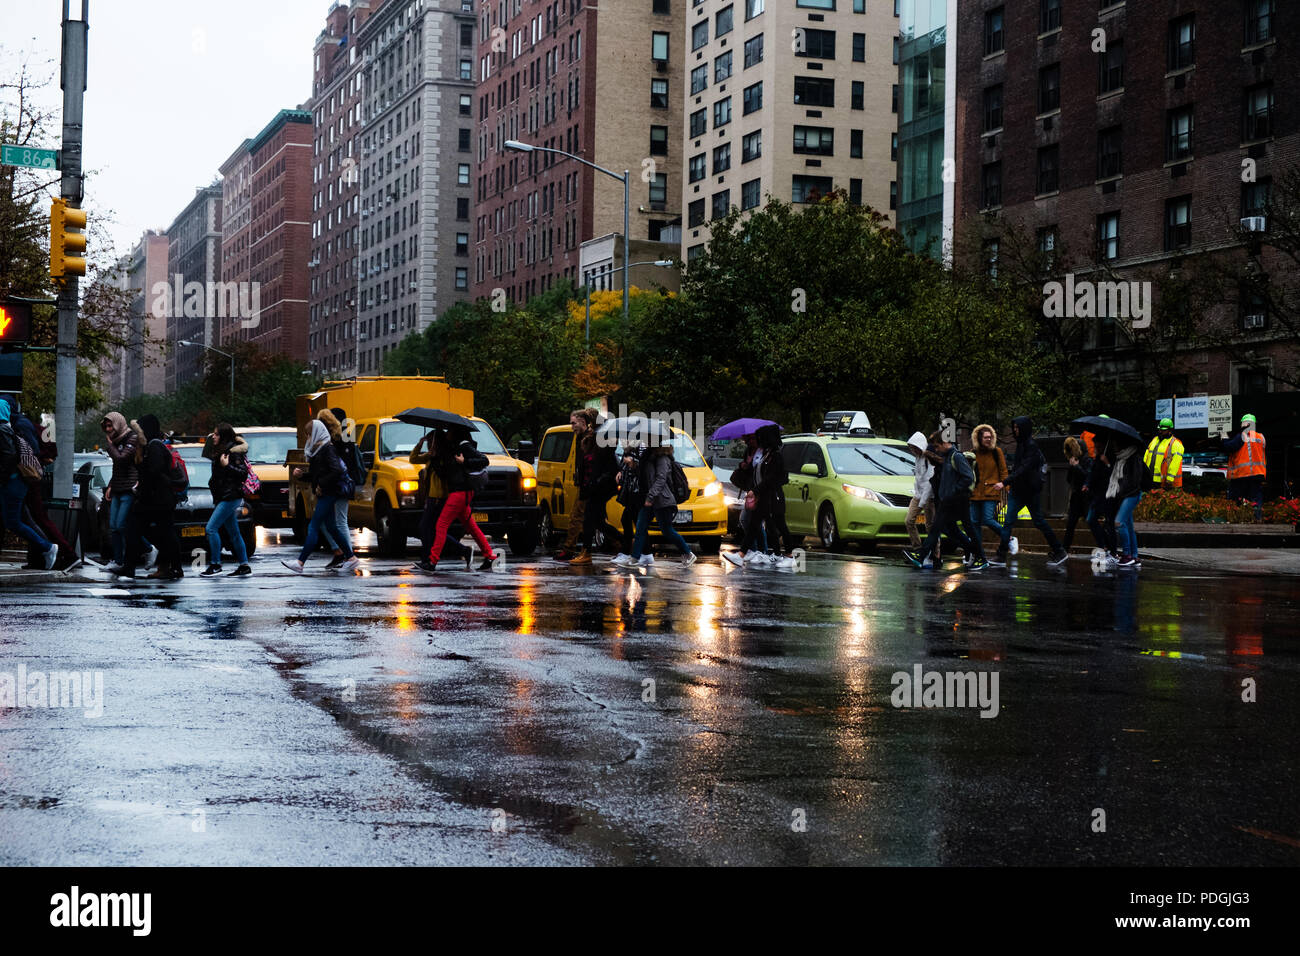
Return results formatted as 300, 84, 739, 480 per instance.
283, 420, 358, 574
904, 431, 935, 555
722, 424, 790, 568
201, 423, 252, 576
129, 414, 184, 579
992, 415, 1068, 566
969, 423, 1013, 559
1105, 440, 1145, 569
621, 443, 695, 569
0, 398, 58, 568
906, 430, 987, 570
99, 412, 155, 574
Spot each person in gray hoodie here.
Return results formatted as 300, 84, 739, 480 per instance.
905, 431, 987, 570
904, 430, 935, 556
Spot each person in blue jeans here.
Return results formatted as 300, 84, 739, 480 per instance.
991, 415, 1068, 566
1105, 441, 1145, 569
625, 444, 696, 569
282, 420, 358, 574
100, 412, 153, 572
202, 423, 252, 577
0, 401, 57, 568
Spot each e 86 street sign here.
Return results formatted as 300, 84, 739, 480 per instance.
1, 145, 59, 170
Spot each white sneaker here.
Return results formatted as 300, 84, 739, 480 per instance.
1008, 536, 1019, 556
611, 553, 631, 565
773, 556, 797, 572
43, 545, 58, 570
143, 546, 160, 570
681, 551, 698, 568
104, 561, 124, 574
280, 559, 304, 574
636, 554, 655, 568
743, 550, 767, 565
339, 556, 360, 573
720, 550, 744, 568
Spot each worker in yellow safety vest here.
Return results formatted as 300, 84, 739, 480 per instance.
1222, 413, 1266, 520
1143, 418, 1184, 488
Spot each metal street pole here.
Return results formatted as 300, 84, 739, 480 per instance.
622, 171, 630, 323
54, 0, 88, 500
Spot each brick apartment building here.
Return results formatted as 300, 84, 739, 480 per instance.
471, 0, 685, 306
308, 0, 383, 378
218, 109, 314, 361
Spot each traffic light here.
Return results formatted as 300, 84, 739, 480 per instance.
0, 301, 33, 347
49, 197, 87, 280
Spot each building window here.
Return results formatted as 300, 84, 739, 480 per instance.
743, 81, 763, 114
689, 153, 706, 182
652, 32, 670, 62
981, 162, 1002, 209
742, 130, 761, 162
849, 33, 864, 62
459, 94, 472, 116
792, 175, 833, 203
715, 50, 733, 82
1242, 178, 1271, 221
741, 178, 761, 209
1240, 283, 1268, 331
1099, 41, 1124, 93
650, 173, 668, 205
794, 76, 834, 107
460, 59, 473, 80
793, 125, 834, 156
716, 5, 734, 36
712, 189, 731, 219
714, 97, 732, 127
890, 132, 897, 160
690, 108, 707, 137
1244, 83, 1274, 141
691, 64, 708, 94
984, 7, 1004, 56
1166, 106, 1193, 161
687, 244, 704, 263
746, 0, 764, 20
1168, 14, 1195, 70
1097, 213, 1119, 261
458, 128, 471, 151
651, 79, 669, 108
1036, 145, 1059, 194
1097, 125, 1122, 179
1038, 63, 1060, 113
455, 267, 468, 290
797, 29, 836, 59
849, 178, 862, 205
850, 129, 863, 158
1037, 226, 1057, 270
654, 0, 671, 12
688, 199, 705, 227
1245, 0, 1275, 45
456, 233, 469, 256
858, 82, 868, 111
983, 84, 1003, 131
458, 163, 470, 185
1164, 196, 1191, 251
456, 197, 470, 220
796, 0, 835, 8
713, 143, 731, 174
692, 20, 709, 50
1040, 0, 1061, 33
744, 34, 764, 68
460, 23, 473, 46
1239, 366, 1270, 395
650, 125, 668, 155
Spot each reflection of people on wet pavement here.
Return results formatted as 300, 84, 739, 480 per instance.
1113, 572, 1138, 635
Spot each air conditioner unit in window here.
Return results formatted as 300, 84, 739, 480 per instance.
1241, 216, 1267, 233
358, 331, 369, 342
1243, 313, 1266, 329
410, 282, 418, 291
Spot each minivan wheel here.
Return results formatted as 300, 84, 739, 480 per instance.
819, 504, 844, 552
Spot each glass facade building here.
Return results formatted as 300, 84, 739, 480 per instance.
897, 0, 950, 259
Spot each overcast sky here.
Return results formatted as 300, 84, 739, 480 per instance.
4, 0, 329, 262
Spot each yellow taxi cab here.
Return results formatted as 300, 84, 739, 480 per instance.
233, 426, 298, 528
534, 424, 726, 553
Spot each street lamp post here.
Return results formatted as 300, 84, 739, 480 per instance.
583, 260, 674, 347
504, 139, 630, 322
178, 339, 234, 398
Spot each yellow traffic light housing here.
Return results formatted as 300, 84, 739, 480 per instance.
50, 197, 88, 280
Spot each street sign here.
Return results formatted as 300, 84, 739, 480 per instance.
1155, 398, 1173, 422
1207, 395, 1233, 437
1, 144, 59, 170
0, 301, 33, 345
1174, 395, 1209, 429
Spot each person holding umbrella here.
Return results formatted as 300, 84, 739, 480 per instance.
991, 416, 1069, 567
410, 428, 472, 571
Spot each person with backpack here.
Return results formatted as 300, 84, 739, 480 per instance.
315, 409, 362, 569
1105, 439, 1146, 570
757, 425, 799, 567
131, 414, 185, 580
905, 431, 987, 571
201, 423, 252, 577
422, 438, 499, 573
282, 420, 358, 574
621, 442, 695, 569
611, 443, 646, 565
991, 415, 1068, 567
411, 428, 472, 571
0, 398, 58, 569
568, 411, 618, 566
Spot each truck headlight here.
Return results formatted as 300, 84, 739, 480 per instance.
522, 476, 537, 490
398, 480, 419, 494
702, 481, 722, 498
842, 483, 888, 505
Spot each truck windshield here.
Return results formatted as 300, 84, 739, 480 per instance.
243, 431, 298, 464
379, 421, 509, 458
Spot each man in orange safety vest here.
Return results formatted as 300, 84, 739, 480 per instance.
1222, 413, 1266, 520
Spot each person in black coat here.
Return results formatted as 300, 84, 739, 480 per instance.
613, 443, 646, 560
201, 423, 251, 576
569, 424, 618, 564
282, 420, 357, 573
129, 414, 184, 579
992, 415, 1067, 566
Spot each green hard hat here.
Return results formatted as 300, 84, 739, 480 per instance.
1241, 413, 1257, 424
1100, 414, 1110, 418
1158, 418, 1174, 429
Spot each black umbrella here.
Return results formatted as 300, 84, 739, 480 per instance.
394, 407, 477, 431
1070, 415, 1141, 445
596, 415, 673, 448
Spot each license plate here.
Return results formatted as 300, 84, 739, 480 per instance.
473, 512, 489, 523
181, 525, 205, 537
673, 510, 692, 524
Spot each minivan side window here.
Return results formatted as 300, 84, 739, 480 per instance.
782, 442, 807, 475
540, 431, 574, 462
805, 443, 827, 476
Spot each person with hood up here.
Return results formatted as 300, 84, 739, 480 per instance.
1, 396, 73, 568
569, 407, 618, 566
201, 423, 252, 576
283, 420, 359, 574
131, 414, 184, 579
313, 409, 359, 569
623, 442, 696, 569
99, 412, 155, 575
904, 431, 936, 558
1105, 439, 1145, 569
969, 423, 1014, 561
0, 398, 58, 568
905, 430, 988, 570
991, 415, 1068, 566
422, 437, 499, 573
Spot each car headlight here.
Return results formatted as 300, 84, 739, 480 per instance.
842, 483, 888, 505
522, 476, 537, 490
398, 480, 419, 494
702, 481, 722, 498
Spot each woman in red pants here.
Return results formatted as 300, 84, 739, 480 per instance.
423, 439, 500, 573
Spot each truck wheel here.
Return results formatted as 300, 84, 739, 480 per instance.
292, 498, 308, 544
697, 536, 722, 555
507, 522, 540, 557
538, 507, 557, 548
375, 498, 406, 558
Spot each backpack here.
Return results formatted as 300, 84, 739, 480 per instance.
14, 434, 43, 480
239, 456, 261, 498
339, 439, 365, 488
949, 450, 975, 496
465, 452, 490, 493
154, 439, 189, 495
668, 458, 691, 504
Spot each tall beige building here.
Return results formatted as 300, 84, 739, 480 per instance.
680, 0, 898, 261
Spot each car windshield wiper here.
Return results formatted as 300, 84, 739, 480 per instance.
852, 448, 905, 475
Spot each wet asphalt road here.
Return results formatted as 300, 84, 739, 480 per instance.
2, 529, 1298, 866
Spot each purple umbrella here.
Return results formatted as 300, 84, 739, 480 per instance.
710, 418, 782, 441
